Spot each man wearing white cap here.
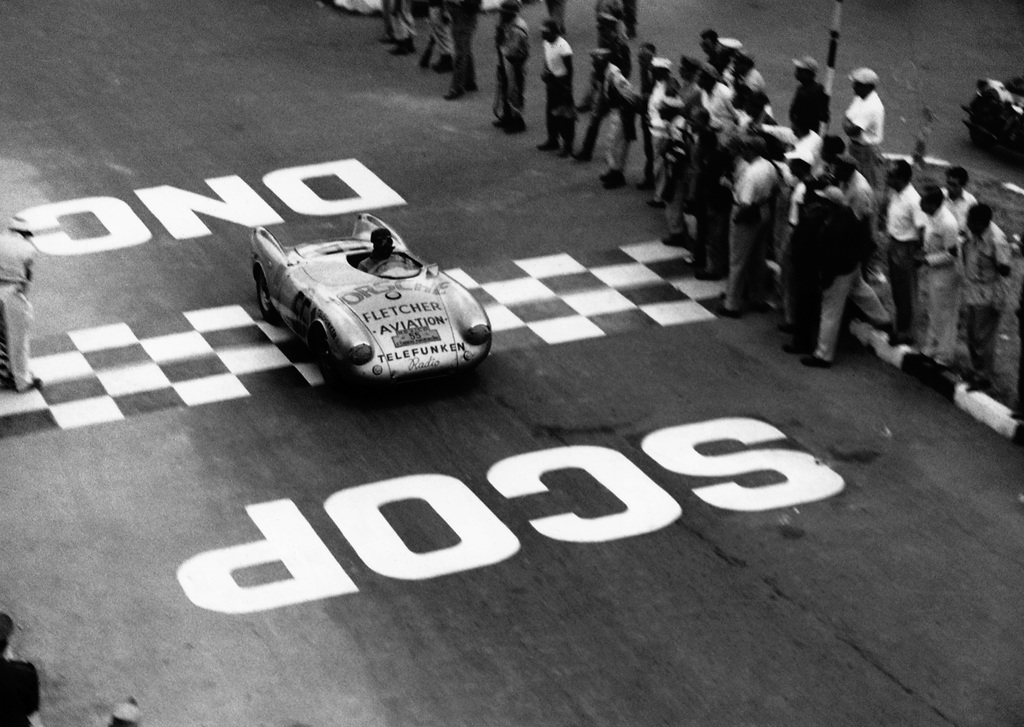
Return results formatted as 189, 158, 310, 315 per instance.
789, 56, 829, 134
0, 216, 42, 393
108, 697, 141, 727
843, 67, 885, 190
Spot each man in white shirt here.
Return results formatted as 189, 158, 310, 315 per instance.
775, 152, 813, 330
843, 67, 884, 190
718, 137, 779, 317
537, 19, 576, 156
642, 57, 674, 205
917, 185, 962, 365
599, 61, 641, 189
942, 166, 978, 234
697, 63, 737, 140
729, 52, 765, 111
883, 159, 922, 344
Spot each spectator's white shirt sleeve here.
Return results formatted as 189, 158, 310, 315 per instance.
885, 185, 922, 240
942, 188, 978, 233
922, 205, 961, 267
845, 90, 885, 146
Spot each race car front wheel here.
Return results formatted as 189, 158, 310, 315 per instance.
255, 268, 281, 324
310, 327, 341, 387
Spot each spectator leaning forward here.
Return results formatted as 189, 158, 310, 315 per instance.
0, 612, 41, 727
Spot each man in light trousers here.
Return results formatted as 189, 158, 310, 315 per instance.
0, 216, 42, 392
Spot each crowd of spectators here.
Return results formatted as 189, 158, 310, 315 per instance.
373, 0, 1024, 417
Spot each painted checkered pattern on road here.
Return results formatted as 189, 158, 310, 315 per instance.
0, 242, 723, 438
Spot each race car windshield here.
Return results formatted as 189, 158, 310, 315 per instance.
295, 241, 357, 258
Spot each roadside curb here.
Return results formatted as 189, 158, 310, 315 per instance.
849, 320, 1024, 445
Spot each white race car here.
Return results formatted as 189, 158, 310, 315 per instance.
250, 214, 491, 385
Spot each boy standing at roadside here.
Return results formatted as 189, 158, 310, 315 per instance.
960, 204, 1013, 391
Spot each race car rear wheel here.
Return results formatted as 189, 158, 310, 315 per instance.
255, 268, 281, 324
310, 327, 341, 387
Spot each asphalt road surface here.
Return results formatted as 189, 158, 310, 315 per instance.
1, 1, 1023, 726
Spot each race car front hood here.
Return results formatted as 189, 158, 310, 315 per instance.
334, 274, 461, 380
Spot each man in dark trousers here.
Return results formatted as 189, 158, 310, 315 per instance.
789, 56, 830, 134
443, 0, 481, 100
0, 613, 40, 727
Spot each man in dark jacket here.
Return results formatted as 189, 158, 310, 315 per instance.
0, 613, 40, 727
800, 186, 892, 368
789, 56, 830, 134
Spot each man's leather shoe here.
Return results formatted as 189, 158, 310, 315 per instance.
716, 304, 741, 318
444, 90, 464, 100
800, 355, 832, 368
646, 199, 666, 208
636, 179, 655, 191
694, 270, 724, 281
537, 141, 560, 151
602, 171, 626, 188
782, 343, 810, 354
967, 376, 992, 392
390, 40, 415, 55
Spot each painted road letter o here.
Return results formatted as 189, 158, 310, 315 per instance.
263, 159, 405, 217
19, 197, 152, 255
324, 475, 520, 580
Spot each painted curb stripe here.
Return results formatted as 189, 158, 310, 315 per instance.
849, 320, 1021, 445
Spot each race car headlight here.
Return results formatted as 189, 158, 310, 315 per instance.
348, 343, 373, 365
464, 324, 491, 346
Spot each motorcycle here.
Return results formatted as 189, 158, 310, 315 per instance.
963, 76, 1024, 153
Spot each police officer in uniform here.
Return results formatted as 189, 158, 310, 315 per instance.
0, 216, 42, 392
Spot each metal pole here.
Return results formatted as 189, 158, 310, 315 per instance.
823, 0, 844, 100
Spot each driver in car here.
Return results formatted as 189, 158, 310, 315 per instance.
359, 228, 421, 277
